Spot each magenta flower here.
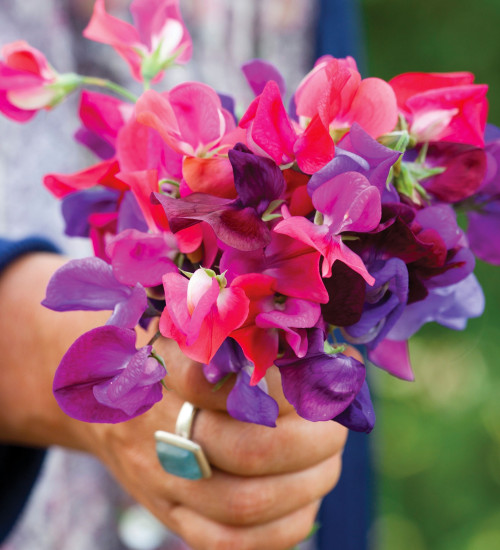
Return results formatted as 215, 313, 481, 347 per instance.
389, 71, 488, 147
220, 232, 328, 304
106, 229, 178, 287
0, 41, 79, 122
53, 326, 165, 423
75, 90, 133, 159
275, 171, 380, 283
83, 0, 192, 82
239, 80, 335, 174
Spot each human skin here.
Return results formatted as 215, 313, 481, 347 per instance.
0, 252, 349, 550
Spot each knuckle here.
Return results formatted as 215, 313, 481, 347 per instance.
224, 481, 274, 525
231, 427, 275, 474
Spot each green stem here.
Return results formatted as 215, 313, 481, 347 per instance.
81, 76, 139, 102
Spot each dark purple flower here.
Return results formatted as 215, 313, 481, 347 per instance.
153, 145, 285, 251
53, 326, 165, 423
42, 257, 147, 328
334, 380, 375, 433
276, 329, 365, 422
344, 258, 409, 349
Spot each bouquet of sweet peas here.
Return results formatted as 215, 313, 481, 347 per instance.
1, 0, 497, 433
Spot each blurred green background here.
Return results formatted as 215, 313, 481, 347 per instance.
360, 1, 500, 548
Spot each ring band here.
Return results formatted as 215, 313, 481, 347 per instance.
155, 402, 212, 480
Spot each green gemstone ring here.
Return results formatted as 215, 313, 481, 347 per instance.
155, 402, 212, 480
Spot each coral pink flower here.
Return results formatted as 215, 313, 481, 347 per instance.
135, 85, 241, 197
389, 72, 488, 147
0, 41, 78, 122
84, 0, 192, 82
160, 269, 250, 364
294, 56, 398, 140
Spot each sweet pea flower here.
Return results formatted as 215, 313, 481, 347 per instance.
160, 268, 250, 364
389, 71, 488, 147
75, 90, 133, 159
84, 0, 192, 82
135, 84, 241, 197
294, 55, 398, 139
204, 338, 279, 427
275, 171, 380, 283
276, 328, 366, 423
42, 257, 148, 329
54, 326, 165, 423
239, 80, 335, 174
0, 40, 80, 122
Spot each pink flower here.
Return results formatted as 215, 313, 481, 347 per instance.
159, 269, 250, 364
0, 41, 79, 122
274, 171, 380, 284
84, 0, 192, 83
294, 56, 398, 140
239, 80, 335, 174
135, 85, 241, 197
389, 72, 488, 147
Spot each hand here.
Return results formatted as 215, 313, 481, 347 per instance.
0, 252, 348, 550
88, 335, 348, 550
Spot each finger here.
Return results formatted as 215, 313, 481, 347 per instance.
151, 335, 294, 414
149, 391, 347, 476
170, 499, 322, 550
164, 452, 341, 527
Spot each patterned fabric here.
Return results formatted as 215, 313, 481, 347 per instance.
0, 1, 318, 549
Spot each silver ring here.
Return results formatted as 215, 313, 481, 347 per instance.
155, 402, 212, 480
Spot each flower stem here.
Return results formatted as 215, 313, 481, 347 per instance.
81, 76, 139, 102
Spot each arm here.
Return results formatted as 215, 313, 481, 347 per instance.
0, 251, 348, 550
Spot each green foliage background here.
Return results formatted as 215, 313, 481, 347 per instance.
360, 1, 500, 548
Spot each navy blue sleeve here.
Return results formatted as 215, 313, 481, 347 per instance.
0, 236, 59, 543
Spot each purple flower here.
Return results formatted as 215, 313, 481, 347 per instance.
241, 59, 286, 98
204, 338, 279, 427
463, 124, 500, 264
387, 273, 485, 341
62, 188, 121, 237
42, 257, 147, 328
276, 329, 366, 422
308, 123, 400, 197
344, 258, 409, 349
334, 380, 375, 433
53, 326, 165, 423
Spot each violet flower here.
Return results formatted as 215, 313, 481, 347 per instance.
204, 338, 279, 428
53, 326, 165, 423
42, 256, 147, 329
276, 328, 366, 422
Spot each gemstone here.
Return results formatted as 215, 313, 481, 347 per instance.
154, 431, 212, 480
